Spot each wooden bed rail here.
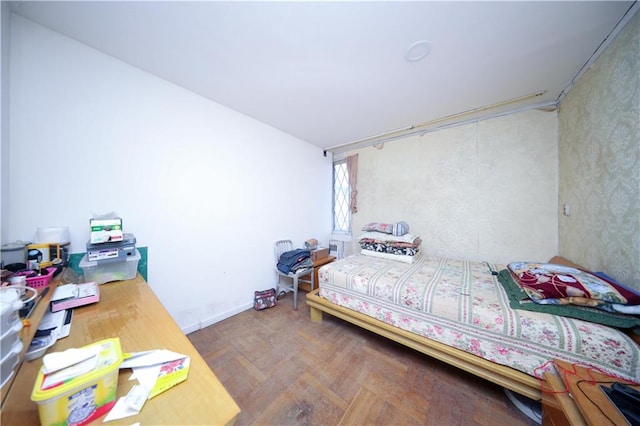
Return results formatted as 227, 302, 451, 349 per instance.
306, 289, 542, 400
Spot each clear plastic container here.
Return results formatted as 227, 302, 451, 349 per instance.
79, 249, 140, 284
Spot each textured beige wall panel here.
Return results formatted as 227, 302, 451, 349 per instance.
351, 108, 558, 264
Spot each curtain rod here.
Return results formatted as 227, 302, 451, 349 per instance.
327, 2, 640, 157
326, 91, 548, 155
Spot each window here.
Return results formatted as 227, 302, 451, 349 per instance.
333, 160, 351, 233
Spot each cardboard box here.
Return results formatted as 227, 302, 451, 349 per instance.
90, 218, 123, 244
310, 248, 329, 261
86, 233, 136, 263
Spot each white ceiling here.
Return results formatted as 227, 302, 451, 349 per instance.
10, 1, 636, 150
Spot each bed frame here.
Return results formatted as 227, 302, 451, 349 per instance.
307, 255, 640, 401
305, 256, 593, 401
306, 288, 542, 400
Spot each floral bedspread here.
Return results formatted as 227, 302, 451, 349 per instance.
317, 255, 640, 382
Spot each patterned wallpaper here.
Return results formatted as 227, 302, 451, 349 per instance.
558, 12, 640, 290
348, 109, 559, 264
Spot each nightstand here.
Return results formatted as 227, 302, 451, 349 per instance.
299, 256, 336, 292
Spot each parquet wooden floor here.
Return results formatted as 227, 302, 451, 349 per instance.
188, 290, 539, 425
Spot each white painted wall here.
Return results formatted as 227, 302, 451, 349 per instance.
8, 15, 332, 332
1, 3, 10, 244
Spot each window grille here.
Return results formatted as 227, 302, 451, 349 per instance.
333, 160, 351, 233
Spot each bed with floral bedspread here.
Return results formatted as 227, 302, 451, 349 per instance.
306, 254, 640, 399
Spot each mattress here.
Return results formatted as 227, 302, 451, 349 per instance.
318, 254, 640, 382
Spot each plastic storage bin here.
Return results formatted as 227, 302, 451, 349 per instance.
1, 288, 23, 337
31, 338, 123, 426
0, 320, 23, 360
1, 287, 25, 386
0, 338, 23, 389
79, 249, 140, 284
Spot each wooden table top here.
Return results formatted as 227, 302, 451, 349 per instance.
1, 274, 240, 425
545, 359, 639, 426
312, 256, 336, 267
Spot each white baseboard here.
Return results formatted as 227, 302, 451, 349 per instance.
182, 302, 254, 335
181, 322, 201, 335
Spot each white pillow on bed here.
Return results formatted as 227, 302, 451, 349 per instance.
360, 249, 420, 264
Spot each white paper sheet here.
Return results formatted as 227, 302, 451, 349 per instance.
51, 284, 77, 301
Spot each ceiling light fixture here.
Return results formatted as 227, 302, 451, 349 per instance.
404, 40, 432, 62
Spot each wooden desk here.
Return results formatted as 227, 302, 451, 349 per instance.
299, 256, 335, 292
1, 275, 240, 425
